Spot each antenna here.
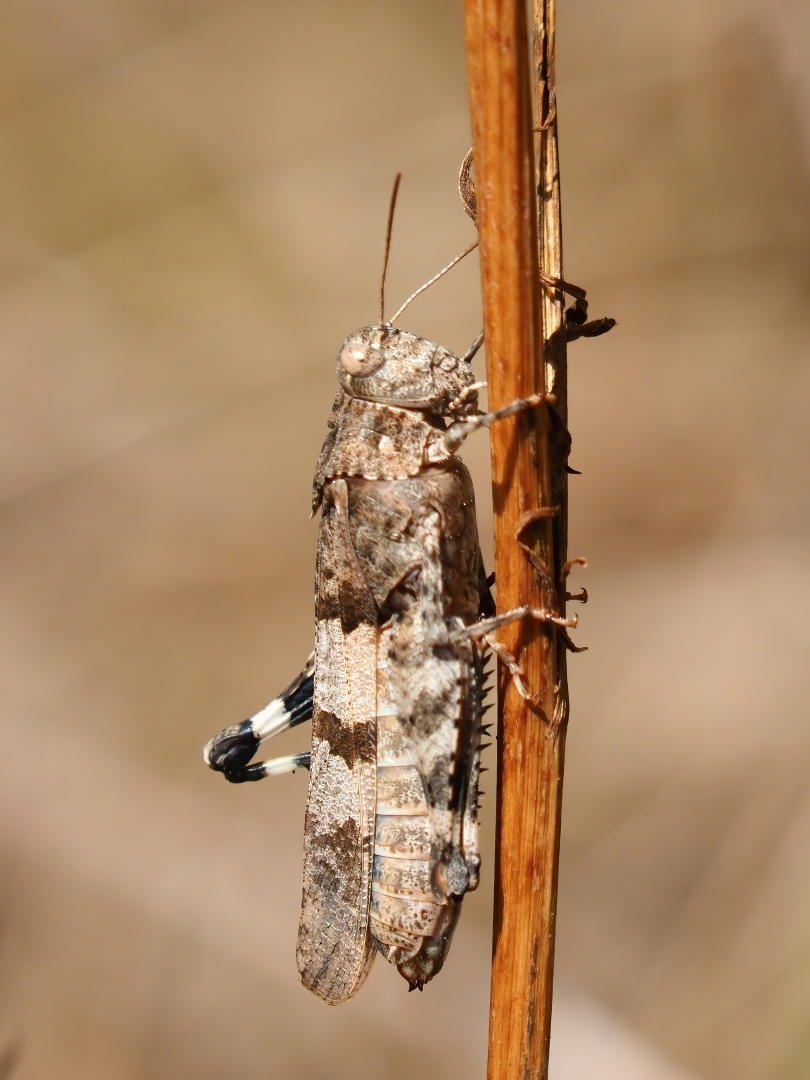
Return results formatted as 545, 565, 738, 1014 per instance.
379, 173, 402, 326
389, 239, 479, 326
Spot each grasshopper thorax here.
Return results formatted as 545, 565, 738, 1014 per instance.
337, 325, 477, 418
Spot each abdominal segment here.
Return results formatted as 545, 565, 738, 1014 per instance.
369, 628, 478, 991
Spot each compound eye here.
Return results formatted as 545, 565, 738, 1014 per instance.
339, 340, 386, 377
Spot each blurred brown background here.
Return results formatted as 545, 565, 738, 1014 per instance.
0, 1, 809, 1077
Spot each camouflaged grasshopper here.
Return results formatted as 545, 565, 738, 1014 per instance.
203, 174, 579, 1004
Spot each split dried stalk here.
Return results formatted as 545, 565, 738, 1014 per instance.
463, 0, 570, 1078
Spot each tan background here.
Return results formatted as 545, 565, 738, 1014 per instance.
1, 1, 809, 1077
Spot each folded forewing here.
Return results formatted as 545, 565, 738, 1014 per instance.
296, 479, 378, 1004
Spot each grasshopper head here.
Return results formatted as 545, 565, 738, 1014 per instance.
336, 325, 476, 418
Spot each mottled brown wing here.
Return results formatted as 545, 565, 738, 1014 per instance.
296, 478, 378, 1005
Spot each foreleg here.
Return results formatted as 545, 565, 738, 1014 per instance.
203, 654, 314, 783
442, 390, 556, 454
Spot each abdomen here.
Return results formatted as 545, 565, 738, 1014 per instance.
369, 625, 483, 990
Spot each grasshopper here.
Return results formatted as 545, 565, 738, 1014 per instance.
203, 173, 581, 1004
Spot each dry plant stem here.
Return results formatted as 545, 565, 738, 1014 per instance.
463, 0, 568, 1078
535, 0, 566, 414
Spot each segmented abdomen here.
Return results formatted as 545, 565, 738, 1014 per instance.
369, 631, 440, 954
369, 627, 484, 989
